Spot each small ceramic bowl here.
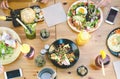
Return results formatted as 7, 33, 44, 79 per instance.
38, 68, 56, 79
77, 65, 88, 77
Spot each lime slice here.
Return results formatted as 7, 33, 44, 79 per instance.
32, 23, 36, 28
20, 44, 30, 54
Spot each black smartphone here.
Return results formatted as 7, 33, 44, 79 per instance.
4, 68, 22, 79
105, 7, 119, 24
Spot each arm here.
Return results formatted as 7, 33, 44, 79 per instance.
97, 0, 111, 7
40, 0, 49, 4
32, 0, 49, 4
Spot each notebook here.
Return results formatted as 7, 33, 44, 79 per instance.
113, 61, 120, 79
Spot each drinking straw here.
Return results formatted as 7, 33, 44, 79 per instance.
101, 61, 105, 76
16, 18, 32, 34
100, 50, 106, 76
15, 39, 22, 45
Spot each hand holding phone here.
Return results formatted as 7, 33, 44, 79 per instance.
4, 68, 22, 79
105, 7, 119, 24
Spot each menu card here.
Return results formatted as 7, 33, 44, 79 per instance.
42, 2, 67, 27
113, 61, 120, 79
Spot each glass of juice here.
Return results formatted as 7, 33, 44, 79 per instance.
24, 23, 36, 39
76, 30, 91, 46
20, 44, 35, 59
95, 54, 110, 69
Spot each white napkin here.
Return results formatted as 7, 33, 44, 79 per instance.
113, 61, 120, 79
42, 2, 67, 27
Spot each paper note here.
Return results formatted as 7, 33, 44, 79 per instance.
113, 61, 120, 79
42, 2, 67, 27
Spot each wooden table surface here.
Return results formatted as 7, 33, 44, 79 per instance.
0, 0, 120, 79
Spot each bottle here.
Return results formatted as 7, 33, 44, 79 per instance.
0, 16, 12, 21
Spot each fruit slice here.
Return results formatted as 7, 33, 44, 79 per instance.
20, 44, 30, 54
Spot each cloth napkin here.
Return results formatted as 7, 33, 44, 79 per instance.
42, 2, 67, 27
113, 61, 120, 79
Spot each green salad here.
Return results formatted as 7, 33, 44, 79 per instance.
67, 1, 101, 32
0, 41, 14, 58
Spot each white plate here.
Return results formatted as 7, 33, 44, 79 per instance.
0, 27, 21, 65
67, 1, 103, 33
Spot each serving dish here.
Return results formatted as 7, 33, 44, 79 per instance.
0, 27, 21, 65
67, 1, 103, 33
106, 27, 120, 57
48, 39, 79, 68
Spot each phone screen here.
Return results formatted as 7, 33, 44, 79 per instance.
5, 69, 22, 79
106, 8, 118, 22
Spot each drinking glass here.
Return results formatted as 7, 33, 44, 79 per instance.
24, 23, 36, 39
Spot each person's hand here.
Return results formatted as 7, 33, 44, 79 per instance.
97, 0, 111, 7
40, 0, 49, 4
0, 0, 9, 9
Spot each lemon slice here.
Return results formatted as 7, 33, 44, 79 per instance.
20, 44, 30, 54
79, 31, 91, 41
100, 50, 106, 59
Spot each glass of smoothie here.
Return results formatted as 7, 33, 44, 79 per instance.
20, 44, 35, 59
95, 50, 110, 69
24, 23, 36, 39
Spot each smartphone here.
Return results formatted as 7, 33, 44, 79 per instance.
4, 68, 22, 79
105, 7, 119, 24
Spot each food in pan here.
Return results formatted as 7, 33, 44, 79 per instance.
49, 43, 75, 66
67, 1, 103, 32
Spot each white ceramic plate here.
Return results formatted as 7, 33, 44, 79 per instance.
0, 27, 21, 65
67, 1, 103, 33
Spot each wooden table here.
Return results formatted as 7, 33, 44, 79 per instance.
0, 0, 120, 79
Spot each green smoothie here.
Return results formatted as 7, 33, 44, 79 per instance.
25, 23, 36, 39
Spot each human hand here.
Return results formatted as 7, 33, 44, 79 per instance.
0, 0, 9, 9
97, 0, 111, 7
40, 0, 49, 4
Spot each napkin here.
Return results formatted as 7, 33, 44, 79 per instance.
113, 61, 120, 79
42, 2, 67, 27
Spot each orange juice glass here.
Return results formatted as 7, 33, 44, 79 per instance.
76, 30, 91, 46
